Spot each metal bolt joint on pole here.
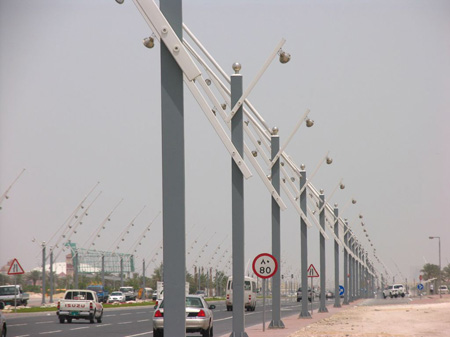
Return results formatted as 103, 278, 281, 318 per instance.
269, 135, 285, 329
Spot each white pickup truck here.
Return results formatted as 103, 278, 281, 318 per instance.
383, 284, 406, 298
57, 289, 103, 323
0, 285, 29, 306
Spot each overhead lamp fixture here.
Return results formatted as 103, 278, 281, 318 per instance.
326, 157, 333, 164
143, 36, 155, 48
115, 0, 124, 4
232, 62, 242, 74
352, 199, 357, 204
306, 119, 314, 127
252, 150, 258, 157
279, 50, 291, 64
205, 79, 212, 86
340, 183, 345, 189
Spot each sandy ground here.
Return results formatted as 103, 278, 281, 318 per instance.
289, 296, 450, 337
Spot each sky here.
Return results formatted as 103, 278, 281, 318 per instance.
1, 0, 449, 286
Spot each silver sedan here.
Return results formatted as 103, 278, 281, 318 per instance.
153, 295, 215, 337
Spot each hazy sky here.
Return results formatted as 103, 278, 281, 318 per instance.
1, 0, 449, 285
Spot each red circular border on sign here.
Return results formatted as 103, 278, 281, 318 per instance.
252, 253, 278, 279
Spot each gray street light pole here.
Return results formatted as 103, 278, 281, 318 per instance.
74, 250, 79, 289
343, 220, 349, 305
299, 166, 311, 318
269, 130, 285, 329
160, 0, 187, 334
318, 191, 328, 313
142, 259, 146, 299
333, 205, 341, 308
230, 64, 248, 337
49, 248, 54, 303
356, 244, 360, 299
42, 242, 46, 305
120, 257, 124, 287
348, 237, 354, 302
429, 236, 441, 298
101, 255, 105, 287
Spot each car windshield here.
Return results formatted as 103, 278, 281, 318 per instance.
394, 285, 402, 289
111, 292, 122, 296
65, 291, 94, 300
159, 297, 204, 309
0, 286, 18, 295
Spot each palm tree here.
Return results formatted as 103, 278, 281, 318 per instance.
26, 270, 42, 286
421, 263, 440, 280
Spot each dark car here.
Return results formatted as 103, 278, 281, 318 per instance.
296, 287, 313, 302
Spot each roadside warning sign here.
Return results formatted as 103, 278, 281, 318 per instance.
7, 258, 25, 275
307, 264, 319, 278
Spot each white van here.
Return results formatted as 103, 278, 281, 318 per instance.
225, 276, 257, 311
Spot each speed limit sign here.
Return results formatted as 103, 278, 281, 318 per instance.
252, 253, 278, 279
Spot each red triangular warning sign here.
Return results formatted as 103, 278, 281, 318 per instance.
307, 264, 319, 278
8, 258, 25, 275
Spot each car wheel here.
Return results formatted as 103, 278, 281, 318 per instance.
97, 311, 103, 323
67, 318, 72, 323
153, 329, 163, 337
202, 324, 212, 337
59, 317, 65, 324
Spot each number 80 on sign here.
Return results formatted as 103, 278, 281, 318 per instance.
252, 253, 278, 279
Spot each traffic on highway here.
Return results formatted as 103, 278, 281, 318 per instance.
3, 297, 322, 337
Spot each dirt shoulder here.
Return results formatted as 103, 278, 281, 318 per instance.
289, 295, 450, 337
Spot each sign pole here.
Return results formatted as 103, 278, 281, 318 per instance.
310, 277, 313, 316
262, 278, 266, 332
14, 275, 17, 313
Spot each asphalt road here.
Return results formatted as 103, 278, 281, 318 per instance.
5, 298, 328, 337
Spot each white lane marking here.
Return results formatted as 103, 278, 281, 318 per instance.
214, 316, 232, 322
96, 323, 112, 327
8, 323, 28, 327
136, 311, 146, 314
36, 321, 54, 324
15, 335, 30, 337
137, 319, 150, 322
104, 314, 116, 317
120, 313, 132, 315
118, 321, 133, 324
39, 331, 62, 334
123, 332, 153, 337
70, 327, 89, 330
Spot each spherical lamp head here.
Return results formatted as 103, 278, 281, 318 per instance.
232, 62, 241, 74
